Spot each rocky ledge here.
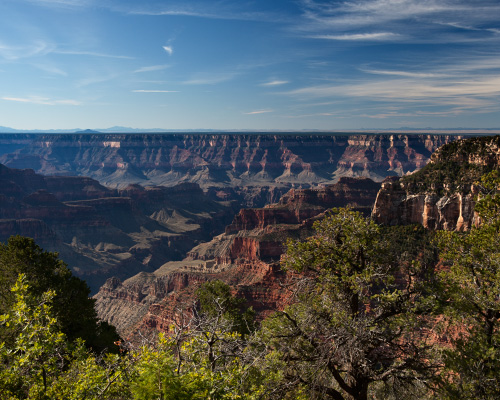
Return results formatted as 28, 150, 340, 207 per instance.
372, 135, 500, 230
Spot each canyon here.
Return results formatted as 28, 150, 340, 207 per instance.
0, 163, 237, 292
94, 134, 499, 339
3, 132, 496, 340
0, 133, 457, 207
94, 177, 382, 338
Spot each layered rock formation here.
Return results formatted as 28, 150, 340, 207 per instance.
95, 135, 500, 339
0, 163, 237, 291
372, 135, 500, 230
4, 132, 496, 340
94, 177, 381, 338
225, 177, 379, 233
371, 178, 480, 231
0, 133, 458, 207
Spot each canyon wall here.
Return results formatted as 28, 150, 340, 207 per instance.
94, 177, 381, 338
371, 178, 480, 231
372, 135, 500, 230
0, 163, 237, 292
0, 133, 459, 207
95, 135, 500, 339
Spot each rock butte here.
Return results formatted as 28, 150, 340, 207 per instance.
94, 177, 382, 338
372, 135, 500, 230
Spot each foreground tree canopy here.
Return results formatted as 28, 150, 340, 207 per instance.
1, 181, 500, 399
260, 209, 439, 399
0, 236, 119, 352
436, 171, 500, 399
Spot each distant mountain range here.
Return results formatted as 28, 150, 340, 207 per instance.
1, 126, 499, 134
0, 126, 220, 133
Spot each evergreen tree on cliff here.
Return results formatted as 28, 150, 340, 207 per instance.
0, 235, 118, 352
258, 208, 438, 400
437, 171, 500, 399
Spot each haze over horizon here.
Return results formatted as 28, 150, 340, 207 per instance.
1, 0, 499, 131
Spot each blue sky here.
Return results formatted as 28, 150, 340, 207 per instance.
0, 0, 499, 131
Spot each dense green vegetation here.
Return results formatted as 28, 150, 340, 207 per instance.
0, 164, 499, 398
434, 171, 500, 399
0, 236, 119, 353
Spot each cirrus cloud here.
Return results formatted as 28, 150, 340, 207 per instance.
244, 109, 273, 115
298, 0, 500, 44
132, 89, 179, 93
2, 96, 81, 105
260, 80, 289, 86
311, 32, 401, 41
133, 65, 170, 73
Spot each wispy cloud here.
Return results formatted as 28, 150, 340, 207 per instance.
76, 74, 117, 88
260, 80, 289, 86
23, 0, 289, 22
2, 96, 81, 105
442, 56, 500, 73
162, 46, 173, 56
23, 0, 92, 8
287, 75, 500, 106
0, 40, 133, 62
133, 9, 224, 18
132, 90, 179, 93
127, 6, 283, 22
300, 0, 494, 27
0, 41, 54, 60
244, 109, 273, 115
55, 50, 133, 59
298, 0, 500, 43
359, 109, 472, 119
133, 65, 170, 73
34, 64, 68, 76
360, 68, 442, 78
311, 32, 401, 41
284, 104, 493, 120
183, 72, 239, 85
285, 50, 500, 118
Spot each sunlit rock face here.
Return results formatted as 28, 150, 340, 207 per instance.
94, 177, 382, 339
372, 180, 480, 231
0, 133, 457, 207
372, 135, 500, 231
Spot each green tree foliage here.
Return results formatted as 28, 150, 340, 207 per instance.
0, 275, 67, 399
437, 171, 500, 399
474, 170, 500, 225
163, 280, 265, 398
0, 275, 127, 400
129, 334, 199, 400
259, 208, 438, 400
6, 187, 500, 400
0, 236, 118, 351
128, 331, 272, 400
0, 271, 268, 399
196, 280, 255, 336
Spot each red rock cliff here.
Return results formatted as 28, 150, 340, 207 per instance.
95, 177, 381, 339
